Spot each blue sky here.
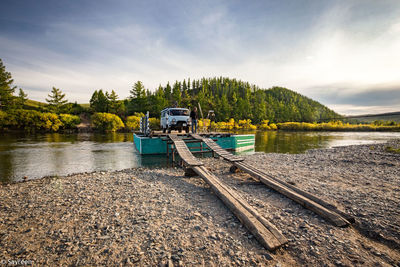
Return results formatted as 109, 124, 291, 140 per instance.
1, 0, 400, 115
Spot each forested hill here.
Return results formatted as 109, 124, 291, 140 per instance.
132, 77, 340, 123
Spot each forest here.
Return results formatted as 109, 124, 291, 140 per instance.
1, 58, 399, 132
124, 78, 341, 123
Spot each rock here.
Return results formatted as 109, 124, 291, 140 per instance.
264, 253, 273, 261
2, 142, 400, 266
209, 234, 220, 241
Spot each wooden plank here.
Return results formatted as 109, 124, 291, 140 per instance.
239, 162, 355, 223
168, 135, 203, 166
191, 134, 244, 162
194, 166, 287, 250
197, 166, 287, 245
235, 162, 350, 227
169, 134, 287, 250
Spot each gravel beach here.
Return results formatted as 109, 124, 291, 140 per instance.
0, 140, 399, 266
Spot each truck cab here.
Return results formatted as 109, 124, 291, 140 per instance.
160, 108, 191, 133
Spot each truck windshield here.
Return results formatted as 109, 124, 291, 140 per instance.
170, 109, 189, 116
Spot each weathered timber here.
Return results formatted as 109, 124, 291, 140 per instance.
193, 134, 353, 227
193, 166, 287, 250
168, 134, 203, 166
196, 166, 287, 244
167, 134, 287, 251
235, 161, 350, 227
191, 134, 244, 162
239, 162, 355, 223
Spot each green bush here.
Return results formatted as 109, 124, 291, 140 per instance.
149, 118, 160, 130
0, 110, 7, 129
59, 114, 81, 129
91, 112, 124, 132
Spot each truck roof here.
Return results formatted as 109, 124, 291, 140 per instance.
161, 107, 189, 111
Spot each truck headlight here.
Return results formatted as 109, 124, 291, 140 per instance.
171, 118, 177, 124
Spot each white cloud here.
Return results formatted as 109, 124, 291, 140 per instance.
1, 1, 400, 116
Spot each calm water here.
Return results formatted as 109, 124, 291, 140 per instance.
1, 131, 399, 183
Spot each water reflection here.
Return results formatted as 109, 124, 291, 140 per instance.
255, 131, 332, 154
1, 131, 399, 183
0, 133, 139, 183
254, 131, 400, 154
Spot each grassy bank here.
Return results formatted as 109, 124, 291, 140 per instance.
2, 110, 399, 133
276, 121, 400, 131
199, 119, 400, 132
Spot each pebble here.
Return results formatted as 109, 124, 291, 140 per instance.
1, 140, 399, 266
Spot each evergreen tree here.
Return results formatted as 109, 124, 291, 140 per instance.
90, 89, 109, 113
172, 81, 182, 106
16, 88, 28, 108
130, 81, 146, 99
129, 81, 147, 114
106, 90, 119, 113
218, 94, 230, 121
0, 59, 16, 110
164, 82, 172, 105
89, 90, 99, 111
46, 87, 68, 113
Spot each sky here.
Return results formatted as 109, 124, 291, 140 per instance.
1, 0, 400, 115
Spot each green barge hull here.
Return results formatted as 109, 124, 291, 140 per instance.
134, 133, 255, 155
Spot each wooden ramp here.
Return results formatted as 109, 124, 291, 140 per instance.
168, 134, 203, 166
168, 134, 287, 251
190, 134, 353, 227
191, 134, 244, 162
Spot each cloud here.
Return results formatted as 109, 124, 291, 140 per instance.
1, 0, 400, 116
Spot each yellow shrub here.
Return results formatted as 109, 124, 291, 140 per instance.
59, 114, 81, 129
275, 121, 400, 131
237, 119, 256, 130
149, 118, 160, 130
92, 113, 124, 132
269, 123, 278, 130
126, 116, 141, 130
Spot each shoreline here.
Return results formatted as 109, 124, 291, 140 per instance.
1, 141, 399, 266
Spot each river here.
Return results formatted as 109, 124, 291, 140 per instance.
1, 131, 399, 183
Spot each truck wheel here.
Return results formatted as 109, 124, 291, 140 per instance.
185, 126, 189, 133
167, 127, 172, 133
178, 127, 182, 133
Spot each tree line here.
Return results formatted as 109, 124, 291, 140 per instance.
1, 58, 340, 123
91, 78, 341, 123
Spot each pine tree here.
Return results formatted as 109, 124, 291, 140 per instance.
172, 81, 181, 106
130, 81, 146, 99
90, 90, 99, 111
129, 81, 147, 113
219, 94, 230, 121
0, 59, 16, 110
107, 90, 121, 114
164, 82, 172, 105
46, 87, 68, 113
106, 90, 125, 116
90, 89, 109, 113
17, 88, 28, 108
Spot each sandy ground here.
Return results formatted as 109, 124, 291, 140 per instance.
0, 140, 399, 266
